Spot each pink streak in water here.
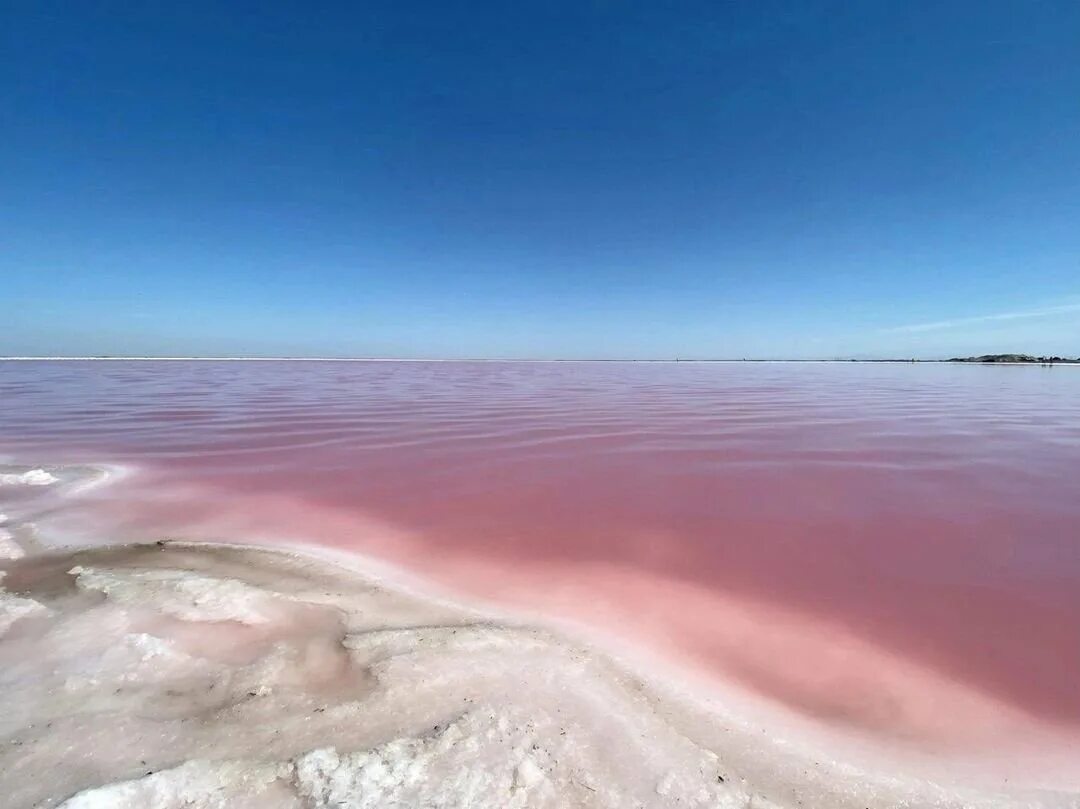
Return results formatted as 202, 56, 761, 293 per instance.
2, 360, 1078, 767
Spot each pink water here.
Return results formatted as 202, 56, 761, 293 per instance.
2, 360, 1079, 766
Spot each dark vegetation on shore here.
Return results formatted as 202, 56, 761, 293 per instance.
948, 354, 1080, 364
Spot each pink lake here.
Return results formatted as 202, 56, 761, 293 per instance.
2, 359, 1078, 769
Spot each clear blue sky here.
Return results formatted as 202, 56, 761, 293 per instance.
3, 1, 1078, 359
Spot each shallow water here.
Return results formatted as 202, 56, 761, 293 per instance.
2, 360, 1078, 769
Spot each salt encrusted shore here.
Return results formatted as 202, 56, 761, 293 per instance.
0, 541, 1076, 809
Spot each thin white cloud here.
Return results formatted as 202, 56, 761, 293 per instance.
884, 301, 1080, 334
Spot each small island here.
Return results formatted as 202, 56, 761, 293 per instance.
948, 354, 1080, 364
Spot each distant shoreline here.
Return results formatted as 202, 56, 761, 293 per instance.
1, 356, 1077, 365
946, 354, 1080, 365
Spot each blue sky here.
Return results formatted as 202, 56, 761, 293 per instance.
3, 1, 1078, 358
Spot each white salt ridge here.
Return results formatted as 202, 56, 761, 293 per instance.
57, 708, 743, 809
70, 565, 280, 624
57, 760, 293, 809
0, 468, 59, 486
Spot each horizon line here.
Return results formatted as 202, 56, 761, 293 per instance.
2, 355, 1074, 364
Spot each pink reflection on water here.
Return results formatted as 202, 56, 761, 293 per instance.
2, 360, 1079, 763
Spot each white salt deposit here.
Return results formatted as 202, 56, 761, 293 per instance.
0, 468, 59, 486
57, 759, 294, 809
0, 543, 1076, 809
70, 565, 280, 624
0, 527, 24, 559
0, 585, 49, 636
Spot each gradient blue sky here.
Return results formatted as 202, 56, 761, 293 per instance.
3, 1, 1079, 359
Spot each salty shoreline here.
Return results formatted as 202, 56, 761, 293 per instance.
3, 456, 1080, 806
0, 536, 1077, 808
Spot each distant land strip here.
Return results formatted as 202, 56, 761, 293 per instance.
0, 355, 1077, 364
948, 354, 1080, 364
